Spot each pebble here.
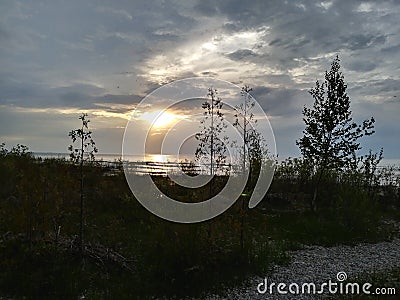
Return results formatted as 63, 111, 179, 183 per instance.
202, 238, 400, 299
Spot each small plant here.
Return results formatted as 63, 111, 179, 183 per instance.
68, 113, 98, 254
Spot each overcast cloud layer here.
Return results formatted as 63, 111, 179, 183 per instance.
0, 0, 399, 158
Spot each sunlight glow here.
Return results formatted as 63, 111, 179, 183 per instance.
140, 110, 179, 128
148, 154, 169, 162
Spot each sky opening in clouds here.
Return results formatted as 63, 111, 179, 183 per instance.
0, 0, 399, 158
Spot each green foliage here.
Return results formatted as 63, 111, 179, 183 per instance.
0, 140, 397, 299
296, 56, 379, 211
275, 157, 314, 190
1, 62, 398, 299
0, 147, 288, 299
297, 56, 375, 172
249, 240, 290, 275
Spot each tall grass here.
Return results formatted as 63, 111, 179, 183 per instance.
0, 146, 399, 298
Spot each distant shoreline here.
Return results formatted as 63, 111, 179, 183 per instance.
33, 152, 400, 167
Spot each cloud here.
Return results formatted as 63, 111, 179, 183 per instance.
226, 49, 258, 61
0, 0, 398, 157
252, 86, 310, 118
340, 34, 387, 51
348, 60, 378, 72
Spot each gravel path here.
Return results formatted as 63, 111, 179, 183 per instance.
204, 238, 400, 299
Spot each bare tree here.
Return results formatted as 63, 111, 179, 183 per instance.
233, 85, 269, 252
195, 87, 228, 176
195, 87, 228, 240
68, 113, 98, 254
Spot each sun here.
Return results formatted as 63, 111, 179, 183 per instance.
140, 110, 178, 128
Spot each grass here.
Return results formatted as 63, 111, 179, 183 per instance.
0, 153, 399, 299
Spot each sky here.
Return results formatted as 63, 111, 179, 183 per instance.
0, 0, 399, 159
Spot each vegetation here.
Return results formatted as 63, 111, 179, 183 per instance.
68, 113, 98, 254
233, 85, 270, 253
297, 56, 376, 212
0, 57, 399, 299
195, 87, 228, 176
0, 142, 398, 299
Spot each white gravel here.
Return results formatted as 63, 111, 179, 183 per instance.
202, 238, 400, 299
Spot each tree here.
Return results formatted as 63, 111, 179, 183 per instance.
296, 56, 375, 211
68, 113, 98, 254
233, 86, 270, 180
195, 88, 228, 240
233, 85, 255, 173
195, 87, 228, 176
232, 85, 268, 252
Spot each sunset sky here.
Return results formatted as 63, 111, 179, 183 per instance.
0, 1, 399, 159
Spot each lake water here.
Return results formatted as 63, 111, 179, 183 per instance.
34, 152, 400, 166
34, 152, 195, 163
33, 152, 400, 177
33, 152, 230, 175
380, 158, 400, 167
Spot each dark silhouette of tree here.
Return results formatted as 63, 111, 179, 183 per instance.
68, 113, 98, 254
296, 56, 375, 211
233, 85, 268, 252
233, 85, 255, 173
195, 88, 228, 241
195, 87, 228, 176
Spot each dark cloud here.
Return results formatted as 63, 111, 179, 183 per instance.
352, 79, 400, 98
369, 79, 400, 94
0, 73, 141, 110
0, 0, 399, 156
0, 24, 9, 41
340, 34, 387, 51
226, 49, 257, 61
190, 0, 396, 78
200, 71, 219, 77
348, 60, 378, 72
252, 86, 310, 117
